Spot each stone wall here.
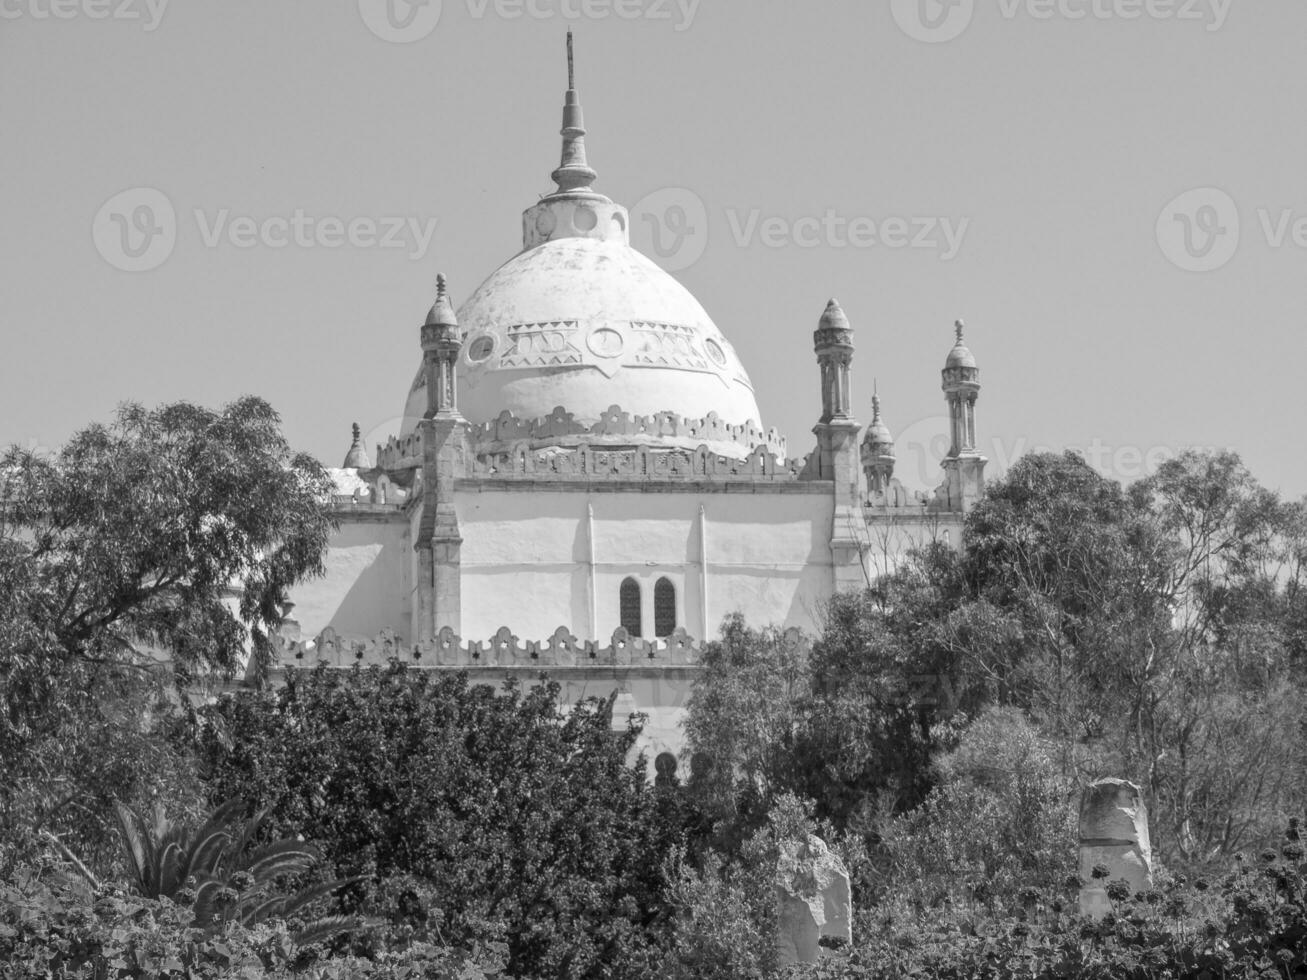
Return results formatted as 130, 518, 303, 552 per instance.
1079, 778, 1154, 918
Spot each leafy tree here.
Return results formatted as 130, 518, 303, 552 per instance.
958, 452, 1169, 750
195, 663, 685, 979
682, 614, 811, 834
952, 450, 1307, 863
0, 397, 335, 870
877, 706, 1076, 910
1126, 451, 1307, 863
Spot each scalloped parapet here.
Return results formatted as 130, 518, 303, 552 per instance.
471, 442, 805, 482
275, 623, 810, 669
470, 405, 788, 460
376, 430, 425, 472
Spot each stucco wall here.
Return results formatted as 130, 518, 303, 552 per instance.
859, 513, 966, 583
456, 487, 835, 643
289, 516, 410, 640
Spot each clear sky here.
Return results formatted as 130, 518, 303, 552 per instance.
1, 0, 1301, 498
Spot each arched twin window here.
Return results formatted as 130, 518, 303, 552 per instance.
618, 576, 678, 638
619, 577, 642, 636
654, 577, 676, 637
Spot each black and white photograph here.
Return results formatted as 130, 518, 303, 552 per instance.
3, 2, 1305, 976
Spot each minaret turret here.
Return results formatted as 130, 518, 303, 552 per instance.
421, 274, 462, 418
939, 319, 987, 511
942, 319, 980, 456
813, 299, 855, 423
861, 385, 895, 495
414, 273, 469, 642
809, 298, 865, 592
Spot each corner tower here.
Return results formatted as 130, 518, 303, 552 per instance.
940, 319, 986, 511
415, 274, 469, 641
812, 299, 865, 592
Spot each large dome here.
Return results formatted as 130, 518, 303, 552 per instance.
401, 236, 762, 443
400, 54, 773, 460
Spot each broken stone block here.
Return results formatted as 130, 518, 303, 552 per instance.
775, 834, 852, 964
1079, 778, 1153, 918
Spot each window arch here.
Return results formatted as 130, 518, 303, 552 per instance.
654, 577, 676, 637
619, 577, 642, 636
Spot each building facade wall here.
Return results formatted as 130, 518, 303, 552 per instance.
456, 485, 836, 643
290, 513, 411, 640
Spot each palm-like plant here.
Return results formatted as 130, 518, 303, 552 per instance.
111, 798, 365, 943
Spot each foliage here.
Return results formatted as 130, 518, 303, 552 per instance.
0, 859, 495, 979
683, 614, 812, 835
651, 792, 847, 980
876, 706, 1077, 910
109, 798, 364, 943
193, 662, 685, 978
799, 819, 1307, 980
0, 397, 335, 871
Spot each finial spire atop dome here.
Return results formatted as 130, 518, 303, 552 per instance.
426, 273, 458, 328
550, 30, 599, 197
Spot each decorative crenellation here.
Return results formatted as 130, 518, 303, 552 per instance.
472, 442, 807, 482
470, 405, 788, 459
376, 431, 425, 472
274, 624, 816, 669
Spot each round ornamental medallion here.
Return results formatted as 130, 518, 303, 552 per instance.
704, 338, 727, 367
466, 335, 495, 363
587, 325, 625, 358
535, 208, 557, 237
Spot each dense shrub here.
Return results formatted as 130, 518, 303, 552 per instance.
801, 821, 1307, 979
0, 861, 495, 979
194, 662, 685, 978
876, 706, 1077, 910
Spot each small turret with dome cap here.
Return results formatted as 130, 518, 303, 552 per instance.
341, 421, 372, 469
424, 273, 458, 331
945, 318, 979, 371
861, 384, 896, 494
421, 274, 462, 418
813, 298, 855, 424
941, 319, 981, 457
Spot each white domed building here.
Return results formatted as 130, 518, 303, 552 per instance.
277, 41, 990, 769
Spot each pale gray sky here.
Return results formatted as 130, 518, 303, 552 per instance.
1, 0, 1301, 496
